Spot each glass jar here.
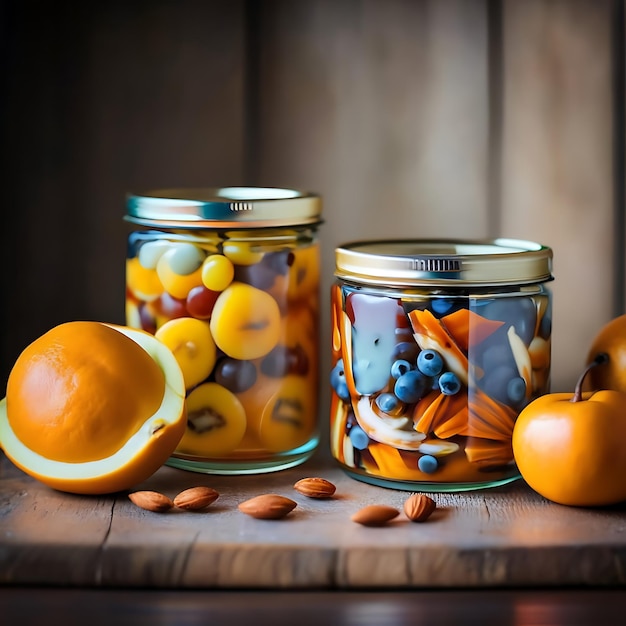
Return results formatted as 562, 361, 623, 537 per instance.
330, 238, 553, 492
125, 187, 322, 474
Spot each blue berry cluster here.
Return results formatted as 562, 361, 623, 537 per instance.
330, 359, 351, 402
330, 347, 462, 414
377, 348, 461, 413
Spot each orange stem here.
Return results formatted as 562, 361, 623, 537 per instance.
571, 353, 609, 402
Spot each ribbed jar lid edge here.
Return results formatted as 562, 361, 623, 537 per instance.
125, 187, 322, 228
334, 238, 553, 287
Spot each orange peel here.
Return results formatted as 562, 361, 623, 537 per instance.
465, 437, 514, 468
440, 308, 504, 352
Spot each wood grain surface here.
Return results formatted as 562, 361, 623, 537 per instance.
2, 451, 626, 589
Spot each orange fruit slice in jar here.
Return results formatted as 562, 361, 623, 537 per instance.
175, 382, 247, 457
155, 317, 217, 390
0, 321, 186, 494
209, 282, 281, 360
258, 376, 317, 452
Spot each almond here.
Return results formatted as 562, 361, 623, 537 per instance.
128, 490, 174, 513
293, 477, 336, 499
403, 493, 436, 522
174, 486, 220, 510
238, 494, 297, 519
351, 504, 399, 526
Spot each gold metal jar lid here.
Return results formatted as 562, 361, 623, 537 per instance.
125, 187, 322, 229
335, 238, 553, 287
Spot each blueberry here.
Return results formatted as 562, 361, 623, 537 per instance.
507, 376, 527, 404
418, 454, 439, 474
391, 359, 413, 380
539, 313, 552, 340
376, 393, 400, 414
481, 365, 518, 404
477, 337, 517, 372
394, 370, 428, 403
417, 349, 443, 377
262, 344, 309, 377
439, 371, 461, 395
349, 425, 370, 450
431, 299, 454, 315
331, 360, 351, 402
480, 297, 537, 346
391, 341, 420, 364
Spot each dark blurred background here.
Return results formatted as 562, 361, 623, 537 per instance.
1, 0, 624, 408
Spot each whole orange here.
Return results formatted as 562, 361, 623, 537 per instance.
513, 355, 626, 506
0, 321, 186, 494
586, 314, 626, 392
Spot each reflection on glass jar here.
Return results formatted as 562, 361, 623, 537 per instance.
330, 239, 553, 492
125, 187, 322, 474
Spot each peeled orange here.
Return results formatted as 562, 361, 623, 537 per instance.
0, 321, 186, 494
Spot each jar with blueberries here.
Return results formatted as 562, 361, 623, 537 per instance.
125, 187, 322, 474
330, 239, 553, 491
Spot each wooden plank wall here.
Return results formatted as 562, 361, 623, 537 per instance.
1, 0, 624, 413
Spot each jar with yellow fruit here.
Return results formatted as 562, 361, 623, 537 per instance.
125, 187, 322, 474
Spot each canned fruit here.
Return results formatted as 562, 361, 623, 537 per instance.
214, 357, 257, 394
394, 370, 430, 403
348, 294, 401, 395
417, 349, 444, 377
330, 360, 351, 402
418, 454, 438, 473
155, 317, 217, 390
258, 376, 317, 452
287, 243, 320, 303
261, 344, 309, 378
167, 243, 206, 275
157, 248, 204, 299
353, 395, 426, 450
126, 232, 319, 461
127, 257, 163, 301
223, 240, 264, 266
149, 292, 188, 327
186, 285, 220, 319
0, 322, 186, 494
210, 283, 281, 360
137, 240, 170, 269
177, 383, 246, 457
330, 287, 551, 487
438, 372, 461, 396
201, 254, 234, 292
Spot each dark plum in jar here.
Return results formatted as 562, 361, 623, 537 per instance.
330, 239, 553, 492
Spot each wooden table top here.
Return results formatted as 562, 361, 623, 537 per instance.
2, 449, 626, 589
